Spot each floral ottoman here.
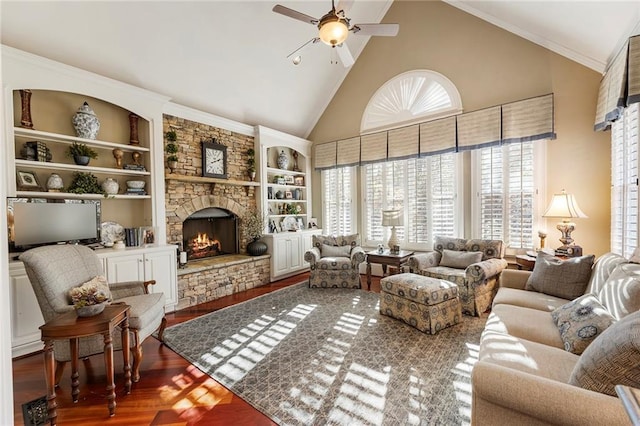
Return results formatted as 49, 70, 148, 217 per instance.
380, 273, 462, 334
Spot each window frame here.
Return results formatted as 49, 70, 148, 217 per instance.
470, 140, 547, 255
320, 166, 358, 236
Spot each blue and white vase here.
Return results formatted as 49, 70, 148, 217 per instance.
277, 150, 289, 170
72, 102, 100, 140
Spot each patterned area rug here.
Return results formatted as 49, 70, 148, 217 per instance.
162, 283, 486, 425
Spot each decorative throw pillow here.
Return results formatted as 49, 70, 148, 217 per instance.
597, 263, 640, 320
68, 275, 111, 305
525, 253, 595, 299
321, 244, 351, 258
629, 247, 640, 264
569, 309, 640, 396
551, 294, 616, 354
439, 249, 483, 269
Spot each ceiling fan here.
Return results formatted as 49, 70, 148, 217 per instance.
272, 0, 399, 67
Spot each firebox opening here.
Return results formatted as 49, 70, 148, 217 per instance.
182, 208, 239, 261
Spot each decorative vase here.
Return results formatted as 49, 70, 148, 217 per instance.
294, 188, 302, 200
168, 160, 178, 172
277, 150, 289, 170
249, 170, 256, 181
19, 89, 34, 129
74, 155, 90, 166
275, 190, 284, 199
101, 178, 119, 195
75, 302, 107, 317
247, 238, 268, 256
72, 101, 100, 140
46, 173, 64, 192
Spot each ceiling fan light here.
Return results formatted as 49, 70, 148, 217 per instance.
319, 18, 349, 47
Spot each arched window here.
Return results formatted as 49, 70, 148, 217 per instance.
361, 70, 462, 133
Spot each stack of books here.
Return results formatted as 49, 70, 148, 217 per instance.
125, 188, 147, 196
123, 227, 156, 247
124, 164, 147, 172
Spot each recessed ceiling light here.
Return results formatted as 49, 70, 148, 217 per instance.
292, 56, 302, 65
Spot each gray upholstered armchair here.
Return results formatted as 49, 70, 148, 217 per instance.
305, 234, 366, 288
20, 244, 167, 383
407, 236, 507, 316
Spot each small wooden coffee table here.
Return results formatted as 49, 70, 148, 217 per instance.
366, 249, 414, 290
39, 304, 131, 425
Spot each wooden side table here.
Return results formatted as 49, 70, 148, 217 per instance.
366, 249, 414, 290
39, 304, 131, 425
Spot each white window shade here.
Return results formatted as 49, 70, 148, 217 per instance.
457, 106, 501, 151
419, 116, 456, 156
336, 137, 361, 167
502, 94, 556, 144
314, 141, 336, 170
360, 132, 388, 164
322, 167, 356, 236
387, 125, 419, 160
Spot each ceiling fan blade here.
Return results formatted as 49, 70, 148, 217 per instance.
352, 23, 399, 37
286, 37, 320, 59
336, 43, 355, 68
336, 0, 354, 15
272, 4, 318, 25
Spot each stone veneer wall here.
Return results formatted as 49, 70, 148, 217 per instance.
163, 114, 270, 309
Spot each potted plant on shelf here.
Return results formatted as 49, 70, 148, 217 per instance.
67, 171, 104, 195
247, 148, 256, 181
165, 130, 179, 172
243, 209, 268, 256
66, 142, 98, 166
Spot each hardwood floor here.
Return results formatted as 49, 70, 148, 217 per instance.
13, 272, 382, 425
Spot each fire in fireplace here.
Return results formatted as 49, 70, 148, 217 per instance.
182, 207, 239, 261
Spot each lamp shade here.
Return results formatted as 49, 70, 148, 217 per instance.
319, 17, 349, 46
382, 209, 403, 227
542, 190, 588, 219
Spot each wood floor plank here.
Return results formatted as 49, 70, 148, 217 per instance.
13, 272, 380, 425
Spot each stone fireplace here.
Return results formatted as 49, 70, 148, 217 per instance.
163, 114, 270, 310
182, 207, 239, 261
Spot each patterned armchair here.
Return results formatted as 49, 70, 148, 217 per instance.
305, 234, 366, 289
407, 236, 507, 316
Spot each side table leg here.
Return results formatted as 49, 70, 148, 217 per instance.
366, 261, 372, 291
70, 338, 79, 403
103, 332, 116, 417
121, 316, 131, 394
43, 340, 58, 426
382, 264, 388, 276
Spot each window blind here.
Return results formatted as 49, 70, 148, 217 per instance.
336, 137, 361, 167
457, 106, 501, 151
322, 167, 355, 235
629, 35, 640, 105
314, 141, 337, 170
419, 116, 456, 156
502, 94, 556, 144
387, 125, 419, 160
360, 132, 388, 164
611, 103, 639, 257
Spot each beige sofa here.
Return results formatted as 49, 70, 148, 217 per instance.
472, 252, 640, 425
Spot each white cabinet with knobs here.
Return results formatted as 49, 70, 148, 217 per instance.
263, 229, 321, 281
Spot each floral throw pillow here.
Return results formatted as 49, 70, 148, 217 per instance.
551, 294, 616, 355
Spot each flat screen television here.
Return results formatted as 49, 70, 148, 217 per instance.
8, 197, 101, 251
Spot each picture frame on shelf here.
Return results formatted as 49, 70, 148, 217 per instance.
139, 226, 156, 245
294, 176, 304, 186
269, 219, 278, 233
16, 170, 43, 191
284, 175, 295, 185
297, 217, 305, 230
285, 190, 293, 199
308, 217, 318, 229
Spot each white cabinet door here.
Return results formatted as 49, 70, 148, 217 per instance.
288, 235, 302, 270
106, 253, 144, 283
143, 248, 177, 311
9, 263, 44, 357
273, 236, 292, 277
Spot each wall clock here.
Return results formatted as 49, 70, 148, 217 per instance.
202, 140, 227, 179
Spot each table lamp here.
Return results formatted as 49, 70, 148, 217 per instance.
542, 190, 587, 256
382, 209, 403, 250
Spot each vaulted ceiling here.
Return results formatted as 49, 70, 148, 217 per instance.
2, 1, 639, 139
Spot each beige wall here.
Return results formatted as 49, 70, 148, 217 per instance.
308, 0, 611, 256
